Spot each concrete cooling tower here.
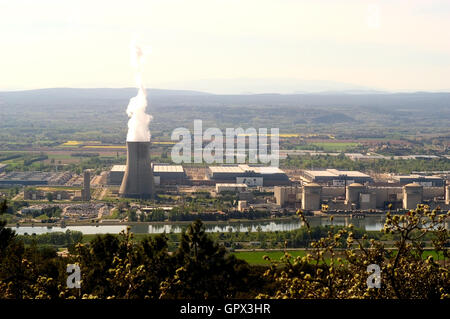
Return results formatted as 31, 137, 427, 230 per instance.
119, 141, 154, 199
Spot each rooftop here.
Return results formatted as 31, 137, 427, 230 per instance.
393, 174, 443, 180
152, 164, 184, 173
216, 183, 248, 187
111, 164, 185, 173
304, 169, 371, 178
111, 165, 126, 172
405, 182, 423, 187
209, 166, 246, 173
0, 171, 56, 181
209, 165, 286, 175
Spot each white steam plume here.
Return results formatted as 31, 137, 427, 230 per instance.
126, 42, 152, 142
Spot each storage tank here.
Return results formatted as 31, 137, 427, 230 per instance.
119, 141, 154, 199
346, 183, 365, 204
402, 182, 423, 210
446, 185, 450, 205
302, 183, 322, 211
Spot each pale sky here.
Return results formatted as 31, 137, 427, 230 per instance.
1, 0, 450, 93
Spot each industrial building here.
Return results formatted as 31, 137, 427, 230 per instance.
152, 164, 187, 185
302, 183, 322, 211
300, 169, 373, 185
207, 164, 290, 186
108, 165, 127, 185
237, 200, 248, 212
23, 189, 71, 201
447, 185, 450, 206
344, 183, 377, 210
390, 174, 444, 187
274, 186, 301, 207
0, 171, 72, 186
215, 183, 248, 193
403, 183, 423, 210
108, 164, 187, 186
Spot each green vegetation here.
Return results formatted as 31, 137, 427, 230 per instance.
282, 154, 450, 173
298, 142, 360, 152
1, 91, 449, 163
234, 251, 307, 265
233, 250, 444, 265
0, 199, 448, 299
18, 230, 83, 247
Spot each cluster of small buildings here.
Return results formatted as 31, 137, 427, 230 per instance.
21, 170, 91, 202
62, 203, 108, 220
279, 151, 446, 161
0, 171, 72, 186
24, 188, 71, 200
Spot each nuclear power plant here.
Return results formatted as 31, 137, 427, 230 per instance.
119, 141, 155, 199
275, 181, 450, 212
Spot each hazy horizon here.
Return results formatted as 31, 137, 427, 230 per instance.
1, 83, 450, 95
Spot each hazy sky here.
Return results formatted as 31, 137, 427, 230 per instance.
1, 0, 450, 93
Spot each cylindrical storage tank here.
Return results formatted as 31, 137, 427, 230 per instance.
403, 182, 423, 210
119, 141, 155, 199
302, 183, 322, 211
346, 183, 365, 204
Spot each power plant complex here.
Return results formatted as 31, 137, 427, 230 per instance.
274, 182, 450, 212
106, 152, 450, 213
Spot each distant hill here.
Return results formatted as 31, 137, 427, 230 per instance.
0, 88, 449, 144
1, 89, 449, 116
0, 87, 212, 104
1, 88, 449, 110
313, 113, 355, 124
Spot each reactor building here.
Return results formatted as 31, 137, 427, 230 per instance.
119, 141, 155, 199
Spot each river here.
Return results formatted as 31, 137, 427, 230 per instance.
8, 216, 407, 235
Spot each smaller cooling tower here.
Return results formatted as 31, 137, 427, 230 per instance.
119, 141, 154, 199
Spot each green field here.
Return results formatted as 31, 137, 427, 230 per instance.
232, 250, 445, 265
232, 250, 308, 265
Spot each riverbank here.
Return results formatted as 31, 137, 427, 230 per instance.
6, 212, 398, 228
7, 216, 300, 228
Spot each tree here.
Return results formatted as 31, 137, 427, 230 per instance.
258, 206, 449, 299
128, 210, 137, 222
0, 200, 16, 258
73, 234, 120, 297
160, 220, 249, 299
46, 193, 54, 202
106, 229, 174, 299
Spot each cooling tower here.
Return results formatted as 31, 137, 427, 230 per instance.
119, 141, 154, 199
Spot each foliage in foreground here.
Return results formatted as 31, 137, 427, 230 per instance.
0, 198, 449, 299
258, 206, 449, 299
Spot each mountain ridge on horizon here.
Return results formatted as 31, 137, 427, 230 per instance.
1, 87, 450, 97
